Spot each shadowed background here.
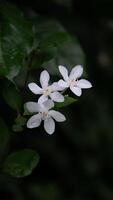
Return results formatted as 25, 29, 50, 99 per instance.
1, 0, 113, 200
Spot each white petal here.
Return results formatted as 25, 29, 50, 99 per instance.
50, 82, 64, 92
70, 65, 83, 79
38, 95, 48, 104
76, 79, 92, 88
44, 117, 55, 135
70, 86, 82, 96
58, 79, 69, 88
26, 102, 40, 113
49, 110, 66, 122
43, 100, 54, 110
40, 70, 50, 87
27, 114, 42, 128
35, 103, 46, 112
28, 83, 42, 94
50, 92, 64, 102
58, 65, 69, 81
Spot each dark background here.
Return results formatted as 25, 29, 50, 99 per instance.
1, 0, 113, 199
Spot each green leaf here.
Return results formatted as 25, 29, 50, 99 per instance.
55, 95, 77, 108
0, 3, 34, 81
30, 183, 60, 200
39, 32, 70, 49
0, 118, 10, 160
52, 0, 72, 8
33, 16, 68, 41
43, 38, 85, 75
15, 116, 26, 126
2, 82, 22, 111
3, 149, 40, 177
12, 124, 24, 132
31, 16, 85, 73
29, 16, 70, 68
12, 116, 26, 133
30, 47, 57, 69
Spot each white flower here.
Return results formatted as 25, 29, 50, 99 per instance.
28, 70, 64, 104
26, 100, 66, 135
58, 65, 92, 96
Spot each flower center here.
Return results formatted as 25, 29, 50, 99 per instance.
68, 78, 77, 87
43, 86, 51, 96
42, 111, 49, 120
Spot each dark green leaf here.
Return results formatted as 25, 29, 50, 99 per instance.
42, 38, 85, 75
52, 0, 72, 8
2, 83, 22, 111
30, 183, 60, 200
3, 149, 40, 177
12, 124, 24, 132
30, 47, 57, 69
29, 16, 70, 68
0, 3, 34, 81
33, 17, 68, 40
0, 118, 10, 160
31, 16, 85, 73
12, 116, 26, 132
55, 95, 77, 108
15, 116, 27, 126
39, 32, 70, 49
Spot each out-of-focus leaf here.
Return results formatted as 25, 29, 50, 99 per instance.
43, 39, 85, 75
0, 118, 10, 160
30, 16, 71, 68
3, 149, 40, 177
30, 47, 57, 69
33, 17, 67, 39
31, 16, 85, 74
15, 116, 26, 126
2, 83, 22, 111
52, 0, 73, 8
29, 183, 60, 200
39, 32, 70, 49
12, 124, 24, 132
12, 116, 26, 132
55, 95, 77, 108
0, 3, 34, 81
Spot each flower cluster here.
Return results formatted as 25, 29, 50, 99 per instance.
26, 65, 92, 134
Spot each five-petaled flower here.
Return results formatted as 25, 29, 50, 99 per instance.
28, 70, 64, 104
26, 65, 92, 133
58, 65, 92, 96
26, 100, 66, 135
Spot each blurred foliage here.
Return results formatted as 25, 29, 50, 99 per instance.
2, 81, 22, 111
12, 116, 27, 132
3, 149, 40, 177
28, 183, 61, 200
1, 0, 113, 200
0, 1, 84, 181
0, 118, 10, 161
0, 3, 34, 81
51, 0, 72, 8
55, 95, 77, 108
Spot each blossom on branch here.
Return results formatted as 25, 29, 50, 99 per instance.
58, 65, 92, 96
28, 70, 64, 104
26, 100, 66, 135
